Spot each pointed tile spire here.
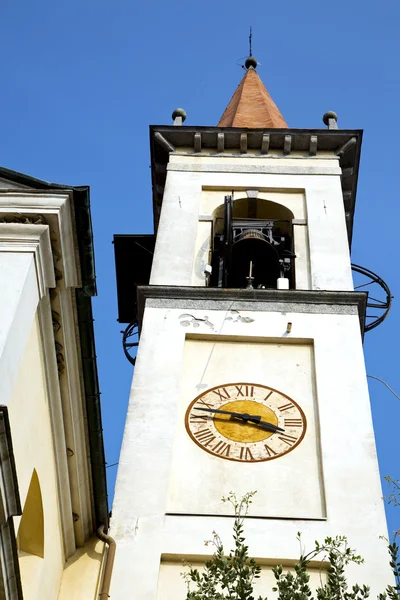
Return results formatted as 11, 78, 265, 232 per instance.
218, 58, 288, 129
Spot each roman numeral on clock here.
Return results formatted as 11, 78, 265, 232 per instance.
278, 433, 298, 446
190, 413, 210, 423
196, 398, 214, 409
234, 385, 254, 397
239, 447, 254, 461
193, 428, 216, 447
278, 402, 294, 412
212, 387, 231, 401
212, 441, 231, 457
264, 444, 277, 457
284, 418, 303, 427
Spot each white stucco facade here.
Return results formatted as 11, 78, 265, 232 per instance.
0, 187, 106, 598
111, 148, 392, 598
150, 153, 353, 292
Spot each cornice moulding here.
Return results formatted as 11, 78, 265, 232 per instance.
0, 223, 55, 298
0, 192, 80, 289
137, 286, 368, 335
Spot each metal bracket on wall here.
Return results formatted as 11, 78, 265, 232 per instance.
121, 321, 139, 366
351, 263, 393, 332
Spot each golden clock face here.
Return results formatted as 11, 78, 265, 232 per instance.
185, 383, 306, 463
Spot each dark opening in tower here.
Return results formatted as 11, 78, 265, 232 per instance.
210, 196, 295, 289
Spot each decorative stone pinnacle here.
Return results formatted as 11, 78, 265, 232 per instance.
323, 111, 338, 129
172, 108, 187, 126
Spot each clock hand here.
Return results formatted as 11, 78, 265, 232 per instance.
257, 419, 285, 433
193, 407, 284, 432
194, 406, 262, 422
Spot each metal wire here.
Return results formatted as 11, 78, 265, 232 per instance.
367, 375, 400, 401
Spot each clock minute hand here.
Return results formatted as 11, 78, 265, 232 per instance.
194, 407, 284, 432
194, 406, 262, 422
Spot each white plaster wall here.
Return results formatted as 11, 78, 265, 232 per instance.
58, 536, 104, 600
150, 170, 202, 285
9, 313, 65, 599
158, 559, 327, 600
172, 154, 336, 167
191, 221, 211, 286
150, 154, 353, 292
0, 253, 39, 407
293, 223, 311, 289
111, 303, 390, 599
0, 190, 101, 594
167, 339, 323, 519
200, 189, 306, 220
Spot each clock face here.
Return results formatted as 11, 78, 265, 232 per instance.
185, 383, 306, 463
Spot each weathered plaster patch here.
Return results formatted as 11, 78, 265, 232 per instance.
179, 314, 214, 330
225, 310, 255, 324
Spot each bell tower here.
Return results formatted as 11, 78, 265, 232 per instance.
111, 56, 392, 598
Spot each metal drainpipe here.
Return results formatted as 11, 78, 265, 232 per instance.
97, 525, 116, 598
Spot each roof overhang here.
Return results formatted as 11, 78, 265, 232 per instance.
150, 126, 363, 247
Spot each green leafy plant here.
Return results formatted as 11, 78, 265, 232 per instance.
182, 492, 262, 600
381, 477, 400, 599
182, 491, 400, 600
385, 477, 400, 512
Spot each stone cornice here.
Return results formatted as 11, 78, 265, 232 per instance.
0, 223, 55, 298
167, 162, 341, 176
0, 192, 80, 289
137, 286, 367, 334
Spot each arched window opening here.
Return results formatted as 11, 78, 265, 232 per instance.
17, 469, 44, 558
210, 196, 295, 289
229, 236, 280, 288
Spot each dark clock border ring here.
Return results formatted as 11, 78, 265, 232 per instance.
185, 382, 307, 463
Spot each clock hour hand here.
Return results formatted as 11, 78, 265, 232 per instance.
193, 407, 284, 432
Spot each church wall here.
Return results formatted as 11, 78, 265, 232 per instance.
191, 220, 211, 286
58, 536, 104, 600
9, 312, 65, 599
293, 223, 311, 289
110, 302, 391, 598
0, 187, 106, 597
199, 189, 306, 219
195, 188, 310, 289
0, 252, 40, 410
158, 558, 327, 599
167, 338, 323, 519
150, 153, 353, 292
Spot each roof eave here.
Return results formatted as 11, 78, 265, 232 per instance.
149, 126, 362, 247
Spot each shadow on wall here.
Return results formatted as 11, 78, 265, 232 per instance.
17, 469, 44, 598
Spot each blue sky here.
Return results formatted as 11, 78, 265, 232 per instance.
1, 0, 399, 542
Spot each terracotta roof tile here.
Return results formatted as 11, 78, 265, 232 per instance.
218, 68, 287, 129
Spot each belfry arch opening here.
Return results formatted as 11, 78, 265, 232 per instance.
210, 196, 295, 289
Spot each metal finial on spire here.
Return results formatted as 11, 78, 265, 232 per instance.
245, 26, 258, 69
249, 26, 253, 57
